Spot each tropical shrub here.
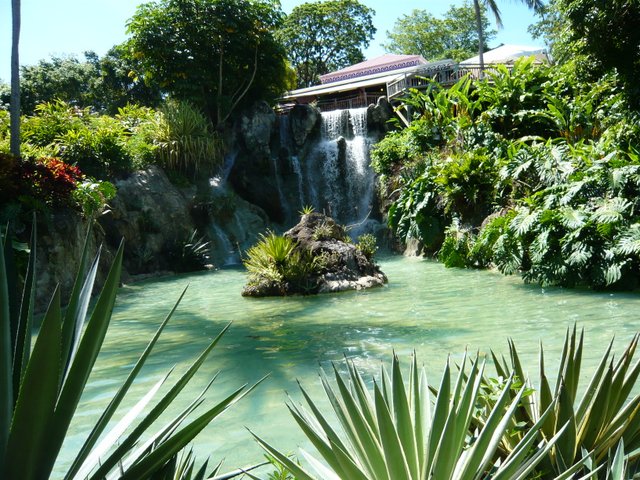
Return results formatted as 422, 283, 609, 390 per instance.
155, 100, 223, 176
14, 157, 84, 209
356, 233, 378, 261
58, 115, 133, 179
438, 218, 476, 268
0, 225, 258, 479
72, 178, 117, 219
243, 232, 319, 295
166, 229, 212, 273
383, 56, 640, 290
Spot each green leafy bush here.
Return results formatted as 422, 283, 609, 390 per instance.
356, 233, 378, 261
155, 100, 223, 176
438, 219, 475, 268
72, 178, 117, 218
58, 116, 133, 179
383, 57, 640, 290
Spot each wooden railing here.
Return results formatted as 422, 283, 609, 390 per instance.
316, 92, 386, 112
387, 63, 515, 100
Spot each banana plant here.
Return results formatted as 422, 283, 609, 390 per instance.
253, 353, 585, 480
0, 223, 260, 479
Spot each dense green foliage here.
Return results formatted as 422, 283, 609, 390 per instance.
376, 58, 640, 289
277, 0, 376, 88
530, 0, 640, 108
0, 226, 257, 479
243, 232, 320, 295
11, 50, 162, 116
256, 327, 640, 478
126, 0, 289, 127
384, 1, 495, 62
155, 100, 223, 176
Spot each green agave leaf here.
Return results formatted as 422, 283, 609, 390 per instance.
89, 322, 232, 478
455, 376, 519, 479
609, 440, 626, 480
331, 366, 388, 478
425, 358, 450, 476
373, 383, 410, 480
74, 371, 172, 479
0, 227, 13, 474
66, 286, 189, 480
12, 221, 36, 402
43, 241, 125, 475
5, 288, 62, 480
119, 382, 256, 480
60, 226, 92, 376
299, 449, 341, 480
391, 354, 419, 478
252, 433, 318, 480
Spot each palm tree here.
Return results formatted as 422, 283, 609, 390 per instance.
10, 0, 21, 157
473, 0, 544, 72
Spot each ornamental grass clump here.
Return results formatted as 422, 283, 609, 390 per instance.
0, 224, 260, 479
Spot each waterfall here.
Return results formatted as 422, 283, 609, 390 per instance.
271, 154, 289, 221
302, 107, 375, 226
290, 155, 305, 207
211, 224, 238, 266
270, 107, 377, 231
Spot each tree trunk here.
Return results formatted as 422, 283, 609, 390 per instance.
10, 0, 21, 157
474, 0, 485, 76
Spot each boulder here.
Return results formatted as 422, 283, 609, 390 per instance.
289, 104, 320, 147
242, 213, 387, 296
99, 165, 197, 274
239, 101, 276, 158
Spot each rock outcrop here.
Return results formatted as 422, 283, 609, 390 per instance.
242, 213, 387, 297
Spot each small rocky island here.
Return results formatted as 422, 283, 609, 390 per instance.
242, 213, 387, 297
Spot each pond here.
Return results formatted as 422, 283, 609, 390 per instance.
58, 254, 640, 476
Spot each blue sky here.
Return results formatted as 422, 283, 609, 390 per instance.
0, 0, 543, 82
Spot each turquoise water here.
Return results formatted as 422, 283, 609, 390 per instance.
59, 255, 640, 475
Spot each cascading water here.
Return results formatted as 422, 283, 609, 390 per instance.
299, 107, 376, 229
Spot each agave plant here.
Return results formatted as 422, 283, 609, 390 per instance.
0, 223, 260, 479
481, 327, 640, 476
253, 353, 582, 480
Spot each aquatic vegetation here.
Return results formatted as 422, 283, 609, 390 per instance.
0, 225, 257, 479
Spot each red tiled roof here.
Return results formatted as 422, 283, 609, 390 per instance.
320, 54, 427, 84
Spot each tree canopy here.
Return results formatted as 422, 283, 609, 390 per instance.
277, 0, 376, 88
126, 0, 289, 127
17, 50, 162, 115
531, 0, 640, 107
384, 2, 495, 62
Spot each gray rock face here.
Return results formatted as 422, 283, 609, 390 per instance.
100, 165, 197, 274
289, 104, 320, 147
34, 211, 109, 311
287, 213, 386, 293
367, 96, 395, 135
239, 101, 276, 157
